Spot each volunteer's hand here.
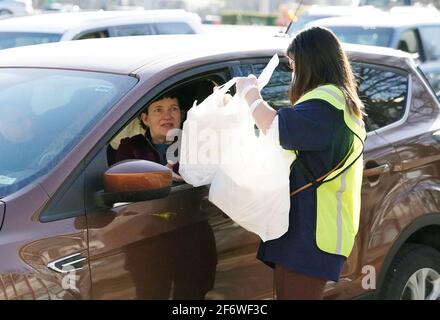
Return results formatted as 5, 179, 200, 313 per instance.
236, 75, 259, 100
236, 74, 261, 105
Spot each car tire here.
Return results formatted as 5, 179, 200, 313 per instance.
379, 244, 440, 300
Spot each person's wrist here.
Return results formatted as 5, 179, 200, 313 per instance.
244, 87, 262, 105
249, 98, 264, 115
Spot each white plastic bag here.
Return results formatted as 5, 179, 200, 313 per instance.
179, 77, 242, 186
209, 124, 295, 242
180, 54, 295, 241
179, 54, 280, 186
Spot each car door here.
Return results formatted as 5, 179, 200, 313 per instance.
85, 63, 275, 300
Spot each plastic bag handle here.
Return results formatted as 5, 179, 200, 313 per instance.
256, 54, 279, 90
215, 77, 238, 94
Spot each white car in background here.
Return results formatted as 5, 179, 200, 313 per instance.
0, 0, 33, 18
286, 5, 380, 36
0, 9, 203, 49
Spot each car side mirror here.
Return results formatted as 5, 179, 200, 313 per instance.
97, 159, 172, 206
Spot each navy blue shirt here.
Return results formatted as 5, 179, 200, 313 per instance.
257, 99, 353, 282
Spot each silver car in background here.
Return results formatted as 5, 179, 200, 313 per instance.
0, 9, 203, 49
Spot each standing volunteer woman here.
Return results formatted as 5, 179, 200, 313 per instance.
235, 26, 366, 299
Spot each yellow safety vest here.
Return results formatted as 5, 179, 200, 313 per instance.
292, 84, 366, 257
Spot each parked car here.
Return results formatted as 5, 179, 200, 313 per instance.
286, 5, 379, 36
297, 13, 440, 65
0, 9, 203, 50
0, 35, 439, 300
0, 0, 33, 18
295, 12, 440, 93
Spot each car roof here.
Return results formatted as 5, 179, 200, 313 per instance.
0, 9, 201, 34
308, 12, 440, 29
0, 34, 414, 75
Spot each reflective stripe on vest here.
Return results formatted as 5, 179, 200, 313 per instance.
292, 84, 366, 257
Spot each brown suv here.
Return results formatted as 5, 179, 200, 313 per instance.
0, 35, 439, 300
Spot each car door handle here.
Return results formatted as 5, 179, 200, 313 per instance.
47, 253, 87, 274
363, 163, 390, 178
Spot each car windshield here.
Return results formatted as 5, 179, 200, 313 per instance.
287, 15, 333, 36
0, 68, 137, 198
0, 32, 62, 50
326, 26, 394, 47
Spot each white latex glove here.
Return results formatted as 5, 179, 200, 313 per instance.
236, 74, 259, 100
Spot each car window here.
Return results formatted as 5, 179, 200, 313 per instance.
419, 26, 440, 61
244, 60, 408, 132
327, 26, 394, 47
111, 24, 153, 37
76, 30, 109, 40
153, 22, 195, 35
0, 32, 62, 49
242, 61, 292, 110
418, 66, 440, 101
0, 68, 137, 198
352, 63, 408, 132
108, 75, 224, 167
397, 28, 422, 61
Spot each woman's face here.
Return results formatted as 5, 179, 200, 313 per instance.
141, 97, 181, 144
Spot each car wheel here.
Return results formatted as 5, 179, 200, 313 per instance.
379, 244, 440, 300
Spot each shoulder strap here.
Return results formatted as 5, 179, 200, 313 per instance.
290, 141, 353, 197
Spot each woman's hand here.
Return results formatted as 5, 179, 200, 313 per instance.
236, 75, 259, 100
236, 75, 261, 105
166, 161, 184, 182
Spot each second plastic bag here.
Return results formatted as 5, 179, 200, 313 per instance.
208, 123, 295, 242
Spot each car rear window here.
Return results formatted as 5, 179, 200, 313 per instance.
0, 68, 137, 198
352, 63, 408, 131
0, 32, 62, 50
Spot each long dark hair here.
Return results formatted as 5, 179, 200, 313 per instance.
287, 26, 364, 118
